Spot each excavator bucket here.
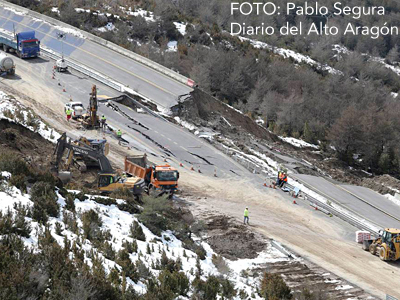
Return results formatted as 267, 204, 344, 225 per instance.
58, 171, 72, 183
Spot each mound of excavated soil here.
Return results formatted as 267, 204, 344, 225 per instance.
0, 119, 99, 188
203, 215, 267, 260
0, 119, 54, 171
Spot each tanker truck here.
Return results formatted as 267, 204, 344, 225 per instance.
0, 30, 40, 58
0, 52, 15, 75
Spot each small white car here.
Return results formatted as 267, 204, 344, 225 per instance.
56, 58, 68, 72
65, 102, 84, 119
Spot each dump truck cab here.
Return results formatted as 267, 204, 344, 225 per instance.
150, 165, 179, 191
125, 155, 179, 195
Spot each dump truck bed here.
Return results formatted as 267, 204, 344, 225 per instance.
125, 156, 149, 179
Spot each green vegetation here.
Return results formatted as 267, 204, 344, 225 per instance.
260, 272, 292, 300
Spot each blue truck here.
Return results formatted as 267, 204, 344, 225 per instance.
0, 31, 40, 58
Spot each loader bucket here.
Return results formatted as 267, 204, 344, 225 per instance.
362, 239, 373, 251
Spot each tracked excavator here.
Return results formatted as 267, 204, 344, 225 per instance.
53, 133, 145, 197
363, 228, 400, 261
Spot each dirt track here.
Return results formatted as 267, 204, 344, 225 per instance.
179, 172, 400, 299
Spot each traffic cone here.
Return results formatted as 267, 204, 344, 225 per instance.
164, 158, 167, 162
190, 166, 194, 171
179, 163, 183, 167
293, 200, 297, 204
214, 169, 217, 177
315, 206, 318, 211
263, 182, 267, 187
198, 168, 201, 173
63, 88, 66, 92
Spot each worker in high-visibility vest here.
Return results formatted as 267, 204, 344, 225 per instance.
244, 207, 249, 225
66, 108, 72, 122
101, 115, 107, 130
117, 129, 122, 144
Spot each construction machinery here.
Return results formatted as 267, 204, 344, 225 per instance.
81, 85, 100, 129
54, 133, 145, 197
363, 228, 400, 261
125, 154, 179, 196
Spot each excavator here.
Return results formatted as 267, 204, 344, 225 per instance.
53, 133, 145, 197
363, 228, 400, 261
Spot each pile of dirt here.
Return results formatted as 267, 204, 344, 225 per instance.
202, 215, 267, 260
0, 119, 99, 189
177, 89, 276, 142
0, 119, 54, 171
361, 174, 400, 195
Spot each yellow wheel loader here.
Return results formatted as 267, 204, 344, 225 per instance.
363, 228, 400, 261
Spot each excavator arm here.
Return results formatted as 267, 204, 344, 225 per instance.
54, 133, 114, 173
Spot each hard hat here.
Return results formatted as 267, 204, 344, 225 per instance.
246, 207, 248, 209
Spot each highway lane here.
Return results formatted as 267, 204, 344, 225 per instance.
291, 174, 400, 229
0, 6, 192, 108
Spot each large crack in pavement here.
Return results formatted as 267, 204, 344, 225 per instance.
106, 101, 175, 157
188, 152, 214, 165
127, 125, 175, 157
107, 101, 149, 130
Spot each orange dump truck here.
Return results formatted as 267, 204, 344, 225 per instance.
124, 155, 179, 195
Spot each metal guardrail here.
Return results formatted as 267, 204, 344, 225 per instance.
387, 295, 398, 300
284, 181, 381, 236
41, 48, 122, 92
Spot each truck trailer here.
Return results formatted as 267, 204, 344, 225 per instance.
125, 155, 179, 196
0, 30, 40, 58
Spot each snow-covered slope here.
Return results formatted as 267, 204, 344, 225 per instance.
0, 177, 291, 298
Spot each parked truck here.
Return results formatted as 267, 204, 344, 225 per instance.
0, 52, 15, 75
125, 155, 179, 196
0, 30, 40, 58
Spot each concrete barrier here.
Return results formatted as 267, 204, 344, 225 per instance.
0, 0, 194, 87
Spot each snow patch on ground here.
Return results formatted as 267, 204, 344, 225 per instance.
237, 36, 343, 75
126, 8, 156, 22
174, 22, 187, 36
0, 175, 298, 298
0, 91, 60, 143
3, 6, 27, 16
174, 116, 197, 131
384, 193, 400, 207
51, 7, 60, 15
167, 40, 178, 52
97, 22, 115, 32
279, 136, 319, 149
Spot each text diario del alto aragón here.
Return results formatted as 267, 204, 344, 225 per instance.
230, 2, 398, 39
